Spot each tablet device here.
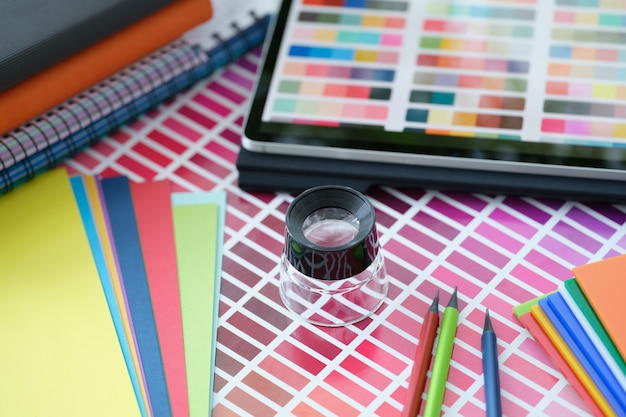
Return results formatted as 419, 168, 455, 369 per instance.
242, 0, 626, 195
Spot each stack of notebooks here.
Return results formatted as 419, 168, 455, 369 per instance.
0, 167, 226, 417
0, 0, 274, 195
514, 254, 626, 417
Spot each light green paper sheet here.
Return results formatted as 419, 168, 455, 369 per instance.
172, 191, 226, 417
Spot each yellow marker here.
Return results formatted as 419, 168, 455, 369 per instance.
530, 305, 616, 417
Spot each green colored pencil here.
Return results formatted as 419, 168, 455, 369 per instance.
423, 287, 459, 417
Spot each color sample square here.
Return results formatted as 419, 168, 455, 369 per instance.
476, 113, 501, 128
355, 49, 378, 62
542, 118, 565, 133
300, 81, 325, 95
381, 33, 402, 46
342, 103, 366, 118
283, 62, 307, 76
273, 98, 297, 113
588, 121, 612, 137
278, 80, 301, 94
376, 51, 399, 64
428, 109, 454, 125
565, 119, 589, 136
345, 85, 369, 98
454, 111, 478, 127
365, 104, 388, 120
546, 81, 568, 95
317, 28, 338, 42
593, 84, 617, 99
295, 99, 320, 115
614, 123, 626, 138
324, 82, 349, 97
455, 92, 480, 107
318, 101, 343, 117
431, 91, 455, 105
361, 14, 385, 27
406, 108, 428, 123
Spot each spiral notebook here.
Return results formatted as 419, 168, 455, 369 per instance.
0, 2, 274, 195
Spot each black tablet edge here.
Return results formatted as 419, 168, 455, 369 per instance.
236, 147, 626, 203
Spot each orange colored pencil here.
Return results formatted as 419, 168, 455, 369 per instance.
401, 291, 440, 417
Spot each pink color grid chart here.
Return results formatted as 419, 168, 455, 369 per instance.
62, 45, 626, 416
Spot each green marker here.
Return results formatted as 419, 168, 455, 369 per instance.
423, 287, 459, 417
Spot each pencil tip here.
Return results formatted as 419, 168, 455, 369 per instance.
447, 287, 458, 309
429, 290, 439, 313
484, 309, 494, 333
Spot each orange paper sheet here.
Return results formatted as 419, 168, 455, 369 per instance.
573, 254, 626, 360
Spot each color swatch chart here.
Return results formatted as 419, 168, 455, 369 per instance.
56, 41, 626, 416
543, 0, 626, 146
263, 0, 626, 147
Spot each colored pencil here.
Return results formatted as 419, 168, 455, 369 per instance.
400, 291, 440, 417
423, 287, 459, 417
482, 309, 502, 417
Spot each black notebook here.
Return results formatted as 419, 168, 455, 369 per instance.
0, 0, 173, 91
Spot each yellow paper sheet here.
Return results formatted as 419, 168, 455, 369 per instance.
0, 169, 140, 417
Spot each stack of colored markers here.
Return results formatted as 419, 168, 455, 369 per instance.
514, 254, 626, 417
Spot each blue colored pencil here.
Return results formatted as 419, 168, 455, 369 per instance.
482, 309, 502, 417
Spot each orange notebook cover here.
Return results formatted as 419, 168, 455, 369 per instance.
0, 0, 212, 134
573, 254, 626, 360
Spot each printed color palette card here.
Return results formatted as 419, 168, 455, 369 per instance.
263, 0, 626, 147
61, 39, 626, 417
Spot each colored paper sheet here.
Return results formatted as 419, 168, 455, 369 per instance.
539, 297, 626, 415
0, 168, 140, 417
573, 254, 626, 360
71, 176, 148, 417
99, 176, 172, 417
530, 305, 616, 417
514, 300, 605, 417
560, 280, 626, 389
547, 292, 626, 399
83, 175, 151, 416
130, 180, 189, 417
549, 289, 626, 396
172, 191, 226, 417
564, 278, 626, 375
